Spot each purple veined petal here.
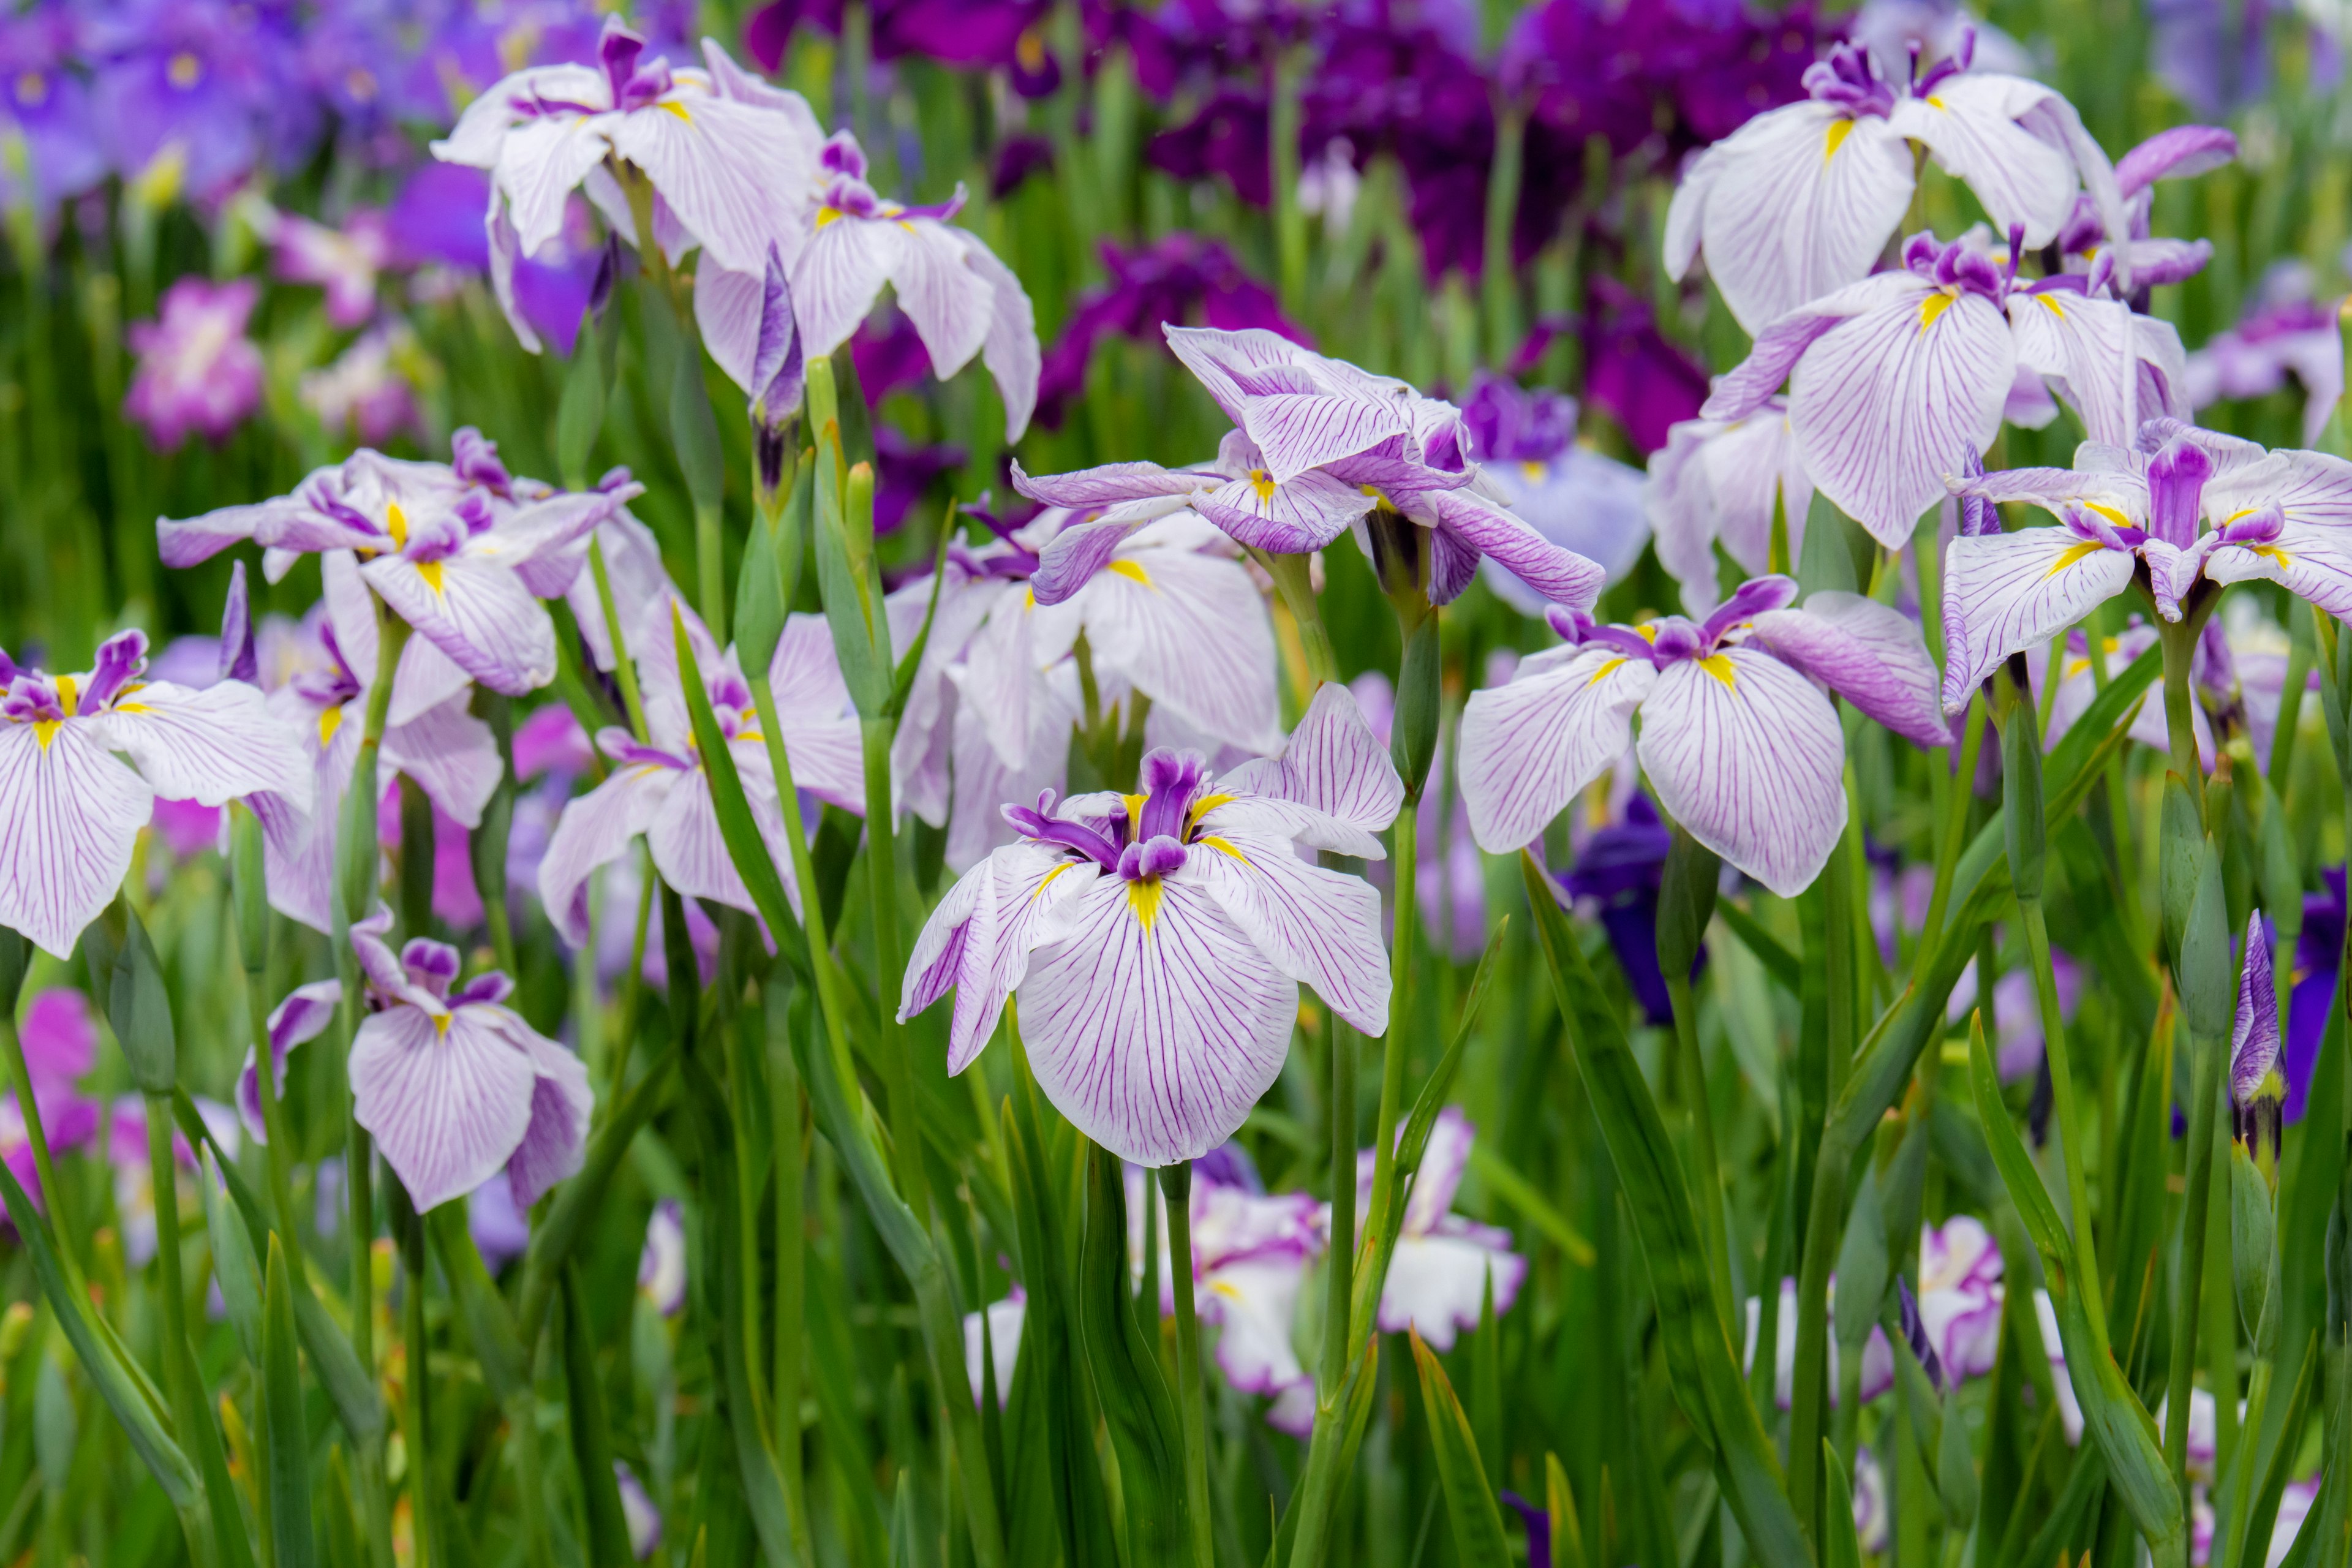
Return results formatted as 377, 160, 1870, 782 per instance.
1457, 646, 1656, 855
603, 89, 813, 275
952, 592, 1055, 775
1208, 681, 1408, 856
693, 259, 766, 393
565, 513, 675, 675
1158, 324, 1333, 427
1789, 279, 2015, 547
1887, 75, 2079, 250
1378, 1227, 1527, 1353
1076, 542, 1283, 756
1426, 489, 1607, 614
960, 231, 1040, 443
1016, 870, 1298, 1167
236, 978, 342, 1144
1404, 1106, 1477, 1236
485, 190, 543, 356
1646, 409, 1814, 611
2005, 361, 2064, 429
941, 671, 1078, 874
644, 762, 802, 925
963, 1293, 1028, 1408
157, 486, 383, 570
1185, 831, 1390, 1034
1637, 649, 1847, 899
698, 37, 826, 138
2203, 519, 2352, 620
503, 486, 642, 600
0, 719, 156, 958
1193, 432, 1374, 556
902, 839, 1091, 1072
1029, 510, 1155, 606
1957, 461, 2152, 526
2116, 125, 2238, 195
1746, 592, 1950, 747
790, 212, 901, 361
886, 216, 994, 383
493, 111, 619, 264
1199, 1255, 1313, 1400
2008, 290, 2144, 448
1939, 524, 2137, 711
1700, 276, 1888, 424
1662, 99, 1916, 336
2207, 448, 2352, 530
537, 762, 676, 946
2017, 91, 2133, 294
360, 552, 558, 698
1163, 326, 1413, 484
2125, 237, 2215, 292
1011, 457, 1209, 511
381, 694, 504, 831
350, 907, 444, 1012
2232, 909, 2280, 1109
350, 1001, 538, 1213
319, 551, 472, 727
94, 679, 313, 813
499, 1016, 593, 1208
763, 615, 867, 810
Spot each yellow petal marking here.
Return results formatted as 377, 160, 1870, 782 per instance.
2043, 540, 2109, 578
32, 720, 58, 750
1121, 793, 1149, 826
1920, 290, 1957, 333
1031, 861, 1071, 902
416, 559, 445, 595
1586, 656, 1627, 687
815, 207, 841, 228
1520, 460, 1549, 482
1250, 469, 1278, 506
1127, 878, 1164, 931
55, 675, 77, 717
2083, 502, 2135, 530
320, 704, 345, 748
386, 502, 408, 549
1197, 835, 1250, 865
2037, 293, 2067, 320
1925, 94, 1946, 108
1824, 118, 1853, 164
1108, 560, 1152, 587
658, 99, 691, 122
432, 1012, 452, 1038
2249, 543, 2293, 567
1186, 793, 1235, 832
1025, 587, 1037, 609
1635, 622, 1660, 644
1697, 654, 1737, 689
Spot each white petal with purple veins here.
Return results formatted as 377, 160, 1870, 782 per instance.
1210, 682, 1406, 855
791, 215, 899, 360
1017, 872, 1298, 1166
1078, 545, 1282, 756
1194, 464, 1372, 554
605, 92, 810, 273
382, 695, 503, 831
1458, 646, 1655, 854
1889, 76, 2079, 248
1163, 328, 1412, 483
902, 840, 1089, 1072
537, 762, 676, 946
1746, 592, 1949, 746
962, 232, 1040, 442
0, 722, 154, 957
1011, 458, 1209, 511
1404, 1106, 1477, 1234
1636, 650, 1847, 899
238, 978, 342, 1142
1428, 490, 1607, 612
2209, 449, 2352, 528
361, 554, 557, 697
502, 1019, 593, 1208
495, 113, 617, 262
97, 680, 312, 810
891, 216, 994, 382
693, 261, 766, 392
646, 765, 799, 923
1940, 527, 2136, 710
2203, 521, 2352, 618
1200, 1256, 1312, 1396
1189, 832, 1390, 1033
943, 674, 1076, 873
350, 1003, 536, 1213
2009, 290, 2141, 447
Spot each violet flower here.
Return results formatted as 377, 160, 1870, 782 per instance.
2052, 125, 2237, 292
0, 628, 309, 957
1647, 399, 1815, 614
1746, 1276, 1894, 1406
300, 326, 425, 448
1460, 576, 1947, 898
1459, 375, 1649, 603
900, 685, 1403, 1166
234, 977, 340, 1143
1941, 419, 2352, 712
0, 990, 101, 1218
345, 908, 592, 1213
2187, 262, 2345, 448
160, 430, 645, 699
0, 5, 107, 214
1705, 231, 2187, 547
1946, 948, 2083, 1084
2289, 870, 2346, 1126
468, 1172, 532, 1272
2233, 910, 2285, 1167
125, 277, 265, 451
616, 1461, 662, 1561
268, 206, 394, 329
1665, 35, 2130, 334
1558, 793, 1684, 1027
1912, 1215, 2005, 1382
89, 0, 300, 203
538, 595, 864, 944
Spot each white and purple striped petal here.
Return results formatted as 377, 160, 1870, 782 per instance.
236, 978, 342, 1143
1458, 647, 1654, 855
1189, 832, 1390, 1034
1208, 681, 1406, 857
899, 839, 1085, 1074
1746, 591, 1950, 747
1940, 524, 2138, 712
0, 719, 155, 957
350, 1001, 539, 1213
361, 552, 557, 698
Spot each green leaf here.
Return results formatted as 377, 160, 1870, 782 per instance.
1819, 1441, 1861, 1568
1519, 854, 1812, 1568
265, 1236, 318, 1568
200, 1150, 262, 1363
82, 896, 176, 1093
2177, 837, 2234, 1041
2001, 701, 2046, 901
556, 315, 606, 491
1544, 1453, 1588, 1568
1074, 1142, 1185, 1568
1714, 897, 1801, 995
1411, 1330, 1511, 1568
671, 338, 726, 518
560, 1266, 635, 1568
1656, 827, 1720, 983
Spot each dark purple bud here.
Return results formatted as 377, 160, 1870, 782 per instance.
451, 427, 514, 495
587, 235, 622, 323
1897, 1276, 1947, 1393
1957, 448, 2001, 538
219, 559, 258, 685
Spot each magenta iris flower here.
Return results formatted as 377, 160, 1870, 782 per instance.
125, 277, 265, 451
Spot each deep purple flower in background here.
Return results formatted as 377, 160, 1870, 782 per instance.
399, 0, 619, 128
1559, 793, 1687, 1025
1579, 284, 1710, 457
1150, 86, 1273, 206
390, 164, 607, 359
2151, 0, 2272, 118
745, 0, 1052, 77
990, 134, 1056, 198
1035, 236, 1303, 429
2290, 869, 2346, 1125
89, 0, 311, 202
125, 277, 266, 451
0, 4, 107, 214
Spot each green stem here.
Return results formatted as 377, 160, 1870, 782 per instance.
587, 536, 649, 743
399, 1195, 438, 1568
769, 1015, 812, 1566
1918, 692, 1988, 962
1665, 968, 1732, 1336
1261, 551, 1337, 687
144, 1095, 216, 1568
859, 713, 927, 1213
1359, 802, 1416, 1344
1319, 1013, 1357, 1393
1159, 1164, 1215, 1568
2268, 615, 2313, 797
2162, 619, 2208, 820
2166, 1019, 2228, 1504
696, 500, 728, 647
2019, 900, 2111, 1344
1270, 45, 1306, 317
1480, 96, 1525, 365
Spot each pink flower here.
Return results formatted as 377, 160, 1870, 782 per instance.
125, 276, 265, 450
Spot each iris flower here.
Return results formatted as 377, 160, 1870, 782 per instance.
891, 503, 1283, 873
125, 277, 266, 450
639, 1198, 687, 1316
901, 684, 1403, 1166
1012, 328, 1606, 611
1939, 419, 2352, 712
0, 628, 309, 957
2052, 126, 2237, 292
342, 910, 592, 1213
1703, 232, 2185, 547
0, 990, 101, 1216
2233, 910, 2283, 1165
537, 595, 864, 945
1457, 375, 1649, 604
1357, 1107, 1525, 1354
1911, 1215, 2005, 1382
962, 1287, 1027, 1407
1646, 399, 1814, 614
1459, 575, 1947, 898
1746, 1276, 1894, 1407
1665, 36, 2128, 334
160, 430, 645, 699
430, 18, 813, 355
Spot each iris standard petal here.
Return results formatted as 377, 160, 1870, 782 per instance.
96, 679, 312, 811
2008, 290, 2144, 448
900, 840, 1085, 1072
1746, 592, 1950, 746
1888, 75, 2080, 249
1458, 646, 1656, 855
537, 762, 676, 946
1079, 543, 1283, 756
1636, 650, 1847, 899
1189, 833, 1390, 1034
604, 91, 812, 274
1017, 872, 1298, 1167
237, 978, 343, 1142
0, 720, 155, 958
350, 1003, 537, 1213
1163, 326, 1412, 484
693, 260, 766, 392
1940, 526, 2138, 710
791, 214, 900, 360
361, 552, 558, 697
504, 488, 641, 600
1011, 458, 1210, 511
1210, 681, 1408, 856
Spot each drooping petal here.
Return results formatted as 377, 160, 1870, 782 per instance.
322, 550, 477, 727
1789, 279, 2015, 546
1940, 526, 2138, 710
157, 488, 381, 569
2203, 520, 2352, 620
1208, 680, 1409, 857
1163, 326, 1413, 483
2207, 448, 2352, 529
791, 214, 900, 360
1199, 1256, 1313, 1398
1636, 650, 1847, 899
901, 841, 1090, 1073
1889, 76, 2080, 249
693, 260, 766, 393
1427, 489, 1607, 612
500, 1017, 594, 1208
504, 487, 642, 600
0, 721, 154, 957
603, 91, 811, 274
1746, 592, 1950, 746
2008, 290, 2143, 447
1664, 102, 1917, 334
1379, 1225, 1527, 1353
1018, 872, 1299, 1166
382, 695, 504, 832
1028, 505, 1182, 606
494, 112, 618, 262
764, 612, 867, 809
237, 978, 342, 1142
1011, 458, 1209, 511
361, 552, 558, 697
963, 1294, 1027, 1407
1700, 288, 1859, 424
537, 761, 676, 946
95, 679, 312, 811
1648, 409, 1814, 612
1403, 1104, 1478, 1234
349, 1002, 536, 1213
1458, 647, 1656, 854
1193, 445, 1375, 555
1187, 834, 1390, 1033
962, 232, 1040, 442
1077, 543, 1283, 756
889, 216, 994, 384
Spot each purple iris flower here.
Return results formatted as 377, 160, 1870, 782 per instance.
901, 685, 1403, 1167
2150, 0, 2273, 119
0, 628, 309, 957
0, 4, 107, 215
1462, 576, 1948, 897
1943, 419, 2352, 713
2287, 870, 2344, 1126
2233, 909, 2286, 1165
1559, 793, 1688, 1026
390, 164, 608, 360
1581, 282, 1711, 457
400, 0, 611, 127
1035, 235, 1302, 431
744, 0, 1052, 80
990, 134, 1056, 198
2188, 262, 2345, 450
1647, 398, 1815, 614
89, 0, 311, 202
124, 277, 265, 451
1148, 86, 1273, 206
0, 990, 102, 1221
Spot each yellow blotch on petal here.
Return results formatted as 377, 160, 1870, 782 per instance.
815, 207, 842, 228
1031, 862, 1071, 902
1823, 118, 1854, 163
2248, 543, 2294, 568
416, 560, 445, 595
1698, 654, 1737, 689
2082, 501, 2135, 530
432, 1012, 452, 1038
1586, 656, 1627, 687
54, 675, 77, 717
1121, 792, 1149, 826
2043, 540, 2109, 578
657, 99, 691, 122
2037, 293, 2067, 320
31, 720, 59, 751
1127, 878, 1164, 931
1186, 793, 1235, 831
1925, 94, 1945, 108
1920, 290, 1957, 333
1197, 835, 1250, 865
1250, 469, 1278, 507
386, 502, 409, 549
320, 705, 346, 748
1108, 560, 1152, 587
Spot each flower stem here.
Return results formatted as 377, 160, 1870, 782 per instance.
1158, 1163, 1216, 1568
1319, 1013, 1357, 1401
859, 712, 927, 1213
1665, 967, 1732, 1333
587, 536, 649, 743
398, 1188, 440, 1568
2019, 899, 2111, 1344
2160, 618, 2207, 818
1359, 799, 1416, 1346
1918, 691, 1987, 962
1262, 551, 1338, 687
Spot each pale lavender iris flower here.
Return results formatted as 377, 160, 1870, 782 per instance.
900, 684, 1404, 1166
1646, 397, 1815, 614
962, 1287, 1027, 1408
2023, 620, 2214, 769
1665, 35, 2129, 334
1704, 232, 2182, 547
125, 277, 265, 450
430, 18, 814, 354
1355, 1107, 1525, 1355
1458, 375, 1649, 606
160, 430, 645, 699
0, 628, 309, 957
1458, 576, 1947, 898
1012, 327, 1607, 612
235, 977, 342, 1143
1940, 418, 2352, 712
2186, 261, 2345, 448
1746, 1277, 1894, 1407
638, 1197, 687, 1316
537, 594, 864, 946
345, 908, 592, 1213
2052, 124, 2237, 290
1912, 1215, 2005, 1382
